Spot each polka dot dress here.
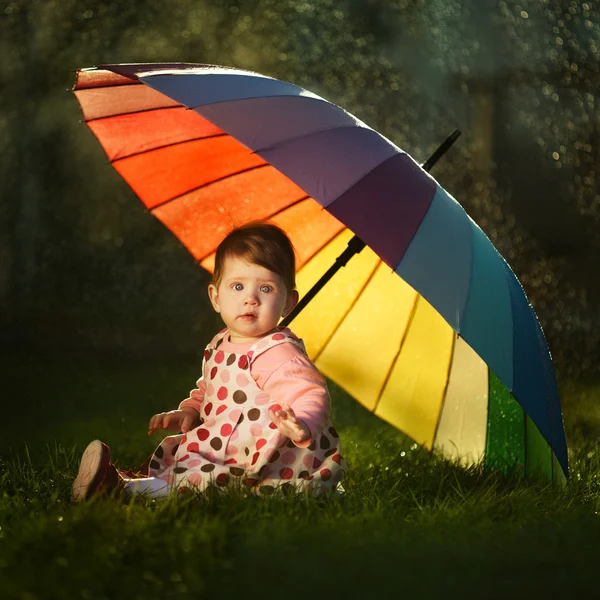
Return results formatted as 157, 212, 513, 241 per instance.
148, 328, 347, 495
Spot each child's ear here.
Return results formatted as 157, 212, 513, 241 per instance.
208, 284, 221, 313
283, 289, 299, 317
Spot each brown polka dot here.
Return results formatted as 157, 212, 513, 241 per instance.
226, 354, 236, 366
324, 447, 337, 457
154, 446, 164, 459
173, 467, 187, 474
171, 444, 180, 456
286, 439, 295, 448
237, 413, 244, 425
210, 437, 223, 451
244, 447, 250, 456
201, 464, 215, 472
298, 470, 310, 479
229, 467, 245, 477
259, 485, 275, 495
233, 390, 247, 404
248, 408, 261, 421
268, 450, 280, 464
308, 439, 317, 451
149, 460, 161, 470
281, 483, 296, 496
258, 465, 270, 477
320, 436, 331, 450
216, 473, 230, 487
328, 426, 339, 438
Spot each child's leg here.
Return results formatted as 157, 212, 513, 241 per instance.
122, 476, 173, 499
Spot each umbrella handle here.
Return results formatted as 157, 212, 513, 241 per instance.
281, 130, 461, 327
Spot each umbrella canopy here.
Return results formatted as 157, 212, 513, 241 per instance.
73, 63, 568, 482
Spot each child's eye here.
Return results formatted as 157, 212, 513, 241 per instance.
260, 285, 272, 293
233, 283, 243, 291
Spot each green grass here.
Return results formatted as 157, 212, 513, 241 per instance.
2, 354, 600, 599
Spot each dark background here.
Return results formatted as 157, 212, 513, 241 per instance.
2, 0, 599, 386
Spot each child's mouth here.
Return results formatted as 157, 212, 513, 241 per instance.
240, 314, 257, 321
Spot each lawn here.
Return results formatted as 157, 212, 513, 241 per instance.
2, 351, 600, 599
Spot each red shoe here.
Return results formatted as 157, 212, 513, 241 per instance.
72, 440, 123, 501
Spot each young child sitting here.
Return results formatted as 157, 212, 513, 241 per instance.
73, 222, 346, 499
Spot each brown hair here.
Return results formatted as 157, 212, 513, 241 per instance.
212, 222, 296, 292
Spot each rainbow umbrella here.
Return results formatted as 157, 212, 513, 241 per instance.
73, 64, 568, 482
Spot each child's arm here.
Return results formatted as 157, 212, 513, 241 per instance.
254, 350, 330, 448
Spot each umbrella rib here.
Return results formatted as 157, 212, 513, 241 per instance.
372, 293, 421, 415
312, 256, 382, 364
112, 133, 228, 163
430, 332, 458, 450
84, 104, 183, 124
148, 164, 273, 211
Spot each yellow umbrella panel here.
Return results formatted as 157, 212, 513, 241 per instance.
292, 228, 565, 484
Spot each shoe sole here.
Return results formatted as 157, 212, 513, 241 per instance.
72, 440, 106, 501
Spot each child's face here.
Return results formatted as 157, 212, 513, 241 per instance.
208, 255, 299, 344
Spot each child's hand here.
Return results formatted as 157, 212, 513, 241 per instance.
268, 404, 311, 445
148, 407, 199, 435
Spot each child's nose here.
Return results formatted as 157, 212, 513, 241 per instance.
244, 291, 259, 304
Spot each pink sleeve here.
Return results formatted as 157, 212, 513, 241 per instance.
178, 377, 206, 414
252, 345, 330, 448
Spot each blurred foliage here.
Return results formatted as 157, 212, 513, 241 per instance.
1, 0, 599, 377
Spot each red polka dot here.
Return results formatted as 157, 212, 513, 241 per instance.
270, 403, 282, 413
238, 355, 249, 369
204, 402, 213, 416
181, 436, 188, 445
320, 468, 332, 481
269, 421, 278, 430
197, 429, 210, 441
204, 350, 210, 360
279, 468, 294, 480
272, 333, 285, 341
187, 442, 200, 453
216, 405, 227, 415
217, 387, 228, 400
224, 458, 238, 465
256, 438, 267, 450
210, 367, 218, 379
216, 473, 229, 486
178, 454, 190, 462
332, 454, 342, 464
215, 351, 225, 364
220, 423, 233, 437
313, 457, 322, 469
247, 351, 254, 360
251, 452, 260, 466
